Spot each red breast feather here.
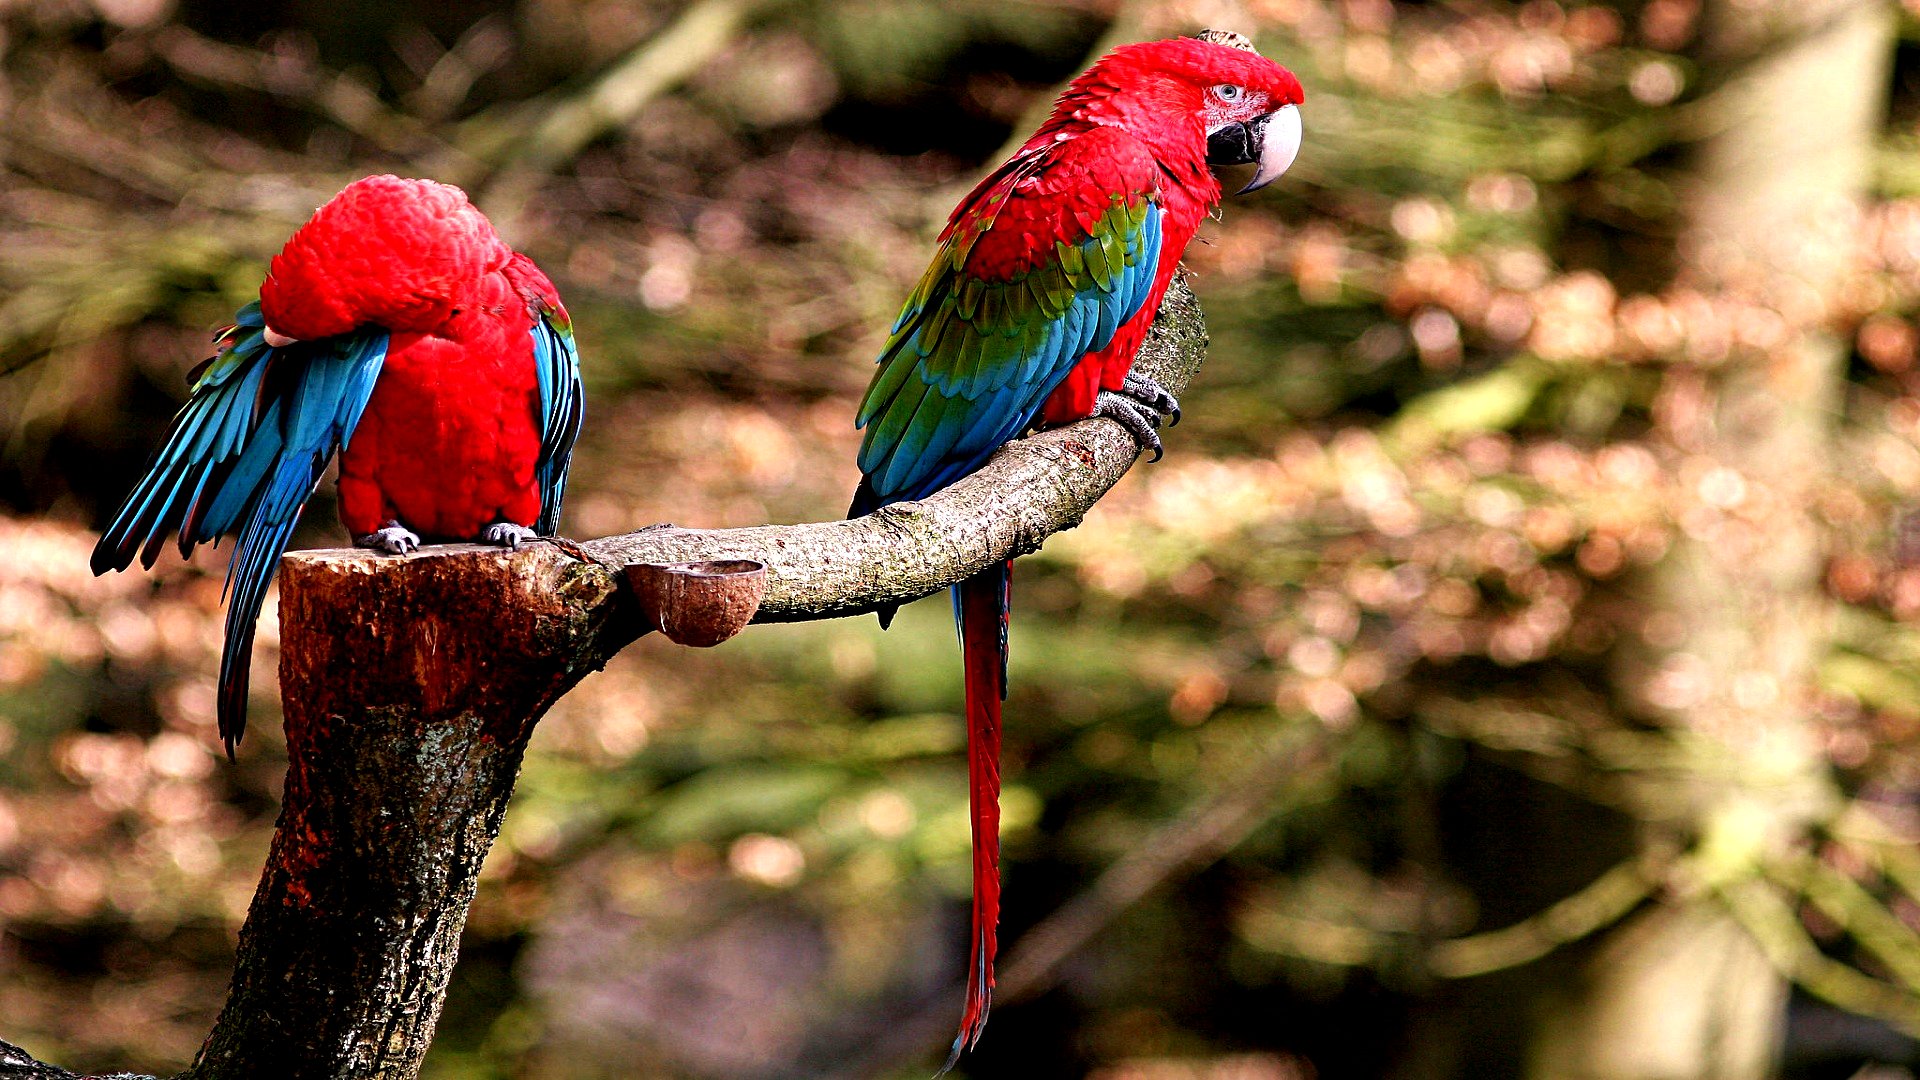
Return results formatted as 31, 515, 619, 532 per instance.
260, 174, 512, 342
334, 270, 547, 540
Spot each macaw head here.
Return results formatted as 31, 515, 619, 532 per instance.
257, 174, 511, 347
1069, 32, 1305, 195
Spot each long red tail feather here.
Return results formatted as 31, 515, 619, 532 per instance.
944, 561, 1010, 1072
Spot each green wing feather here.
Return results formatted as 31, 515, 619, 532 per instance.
853, 141, 1165, 512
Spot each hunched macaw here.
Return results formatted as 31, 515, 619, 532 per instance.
91, 175, 584, 754
848, 32, 1303, 1066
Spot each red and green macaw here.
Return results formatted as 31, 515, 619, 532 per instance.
849, 33, 1303, 1065
91, 175, 584, 753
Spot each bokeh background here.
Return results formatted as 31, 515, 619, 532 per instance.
4, 0, 1920, 1076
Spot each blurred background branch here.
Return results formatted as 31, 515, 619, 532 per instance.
470, 0, 792, 236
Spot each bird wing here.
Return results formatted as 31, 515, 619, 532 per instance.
530, 304, 584, 536
91, 299, 388, 750
852, 126, 1165, 512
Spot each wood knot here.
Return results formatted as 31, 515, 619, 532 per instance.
1062, 440, 1097, 468
624, 560, 768, 646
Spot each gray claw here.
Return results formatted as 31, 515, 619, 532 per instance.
484, 522, 538, 551
1095, 391, 1166, 461
1121, 372, 1182, 427
357, 523, 421, 555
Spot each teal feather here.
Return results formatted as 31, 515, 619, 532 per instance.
532, 310, 584, 535
92, 314, 389, 753
851, 142, 1167, 517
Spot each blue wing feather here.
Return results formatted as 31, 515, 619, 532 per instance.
211, 330, 386, 751
94, 309, 278, 572
531, 311, 584, 535
854, 207, 1163, 514
92, 305, 388, 752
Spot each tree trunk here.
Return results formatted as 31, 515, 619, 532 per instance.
188, 547, 623, 1078
0, 278, 1207, 1080
1525, 0, 1892, 1075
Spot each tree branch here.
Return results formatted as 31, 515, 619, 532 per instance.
1, 1037, 152, 1080
578, 276, 1207, 620
0, 276, 1206, 1079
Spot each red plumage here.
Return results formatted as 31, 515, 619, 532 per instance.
856, 36, 1303, 1067
943, 127, 1160, 278
1029, 40, 1300, 423
93, 173, 582, 751
263, 174, 511, 342
954, 566, 1009, 1065
928, 39, 1300, 428
265, 176, 566, 542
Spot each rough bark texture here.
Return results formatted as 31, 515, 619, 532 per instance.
0, 277, 1204, 1080
583, 277, 1208, 620
190, 546, 623, 1079
1525, 1, 1892, 1076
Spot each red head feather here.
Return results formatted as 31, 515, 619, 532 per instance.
1043, 36, 1302, 149
1009, 35, 1303, 217
258, 174, 512, 342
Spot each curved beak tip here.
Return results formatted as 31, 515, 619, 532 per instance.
263, 326, 298, 348
1236, 104, 1302, 195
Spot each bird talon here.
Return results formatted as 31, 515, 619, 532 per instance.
1095, 390, 1167, 460
484, 522, 538, 551
356, 523, 421, 555
1121, 372, 1182, 424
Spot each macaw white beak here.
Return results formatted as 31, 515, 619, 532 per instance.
1206, 103, 1302, 195
1243, 103, 1301, 194
263, 326, 298, 348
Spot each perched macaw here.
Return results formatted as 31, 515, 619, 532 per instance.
848, 33, 1303, 1065
91, 175, 584, 754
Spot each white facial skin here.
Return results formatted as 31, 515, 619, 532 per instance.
1203, 83, 1301, 194
1203, 83, 1271, 134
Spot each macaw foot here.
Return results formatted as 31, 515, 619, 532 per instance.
483, 522, 538, 551
356, 522, 421, 555
1095, 374, 1181, 462
1122, 372, 1181, 427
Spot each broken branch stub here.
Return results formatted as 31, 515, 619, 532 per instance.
624, 558, 768, 646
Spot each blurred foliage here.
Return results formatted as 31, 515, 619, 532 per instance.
10, 0, 1920, 1078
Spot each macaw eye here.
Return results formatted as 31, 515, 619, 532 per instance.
1213, 84, 1244, 102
